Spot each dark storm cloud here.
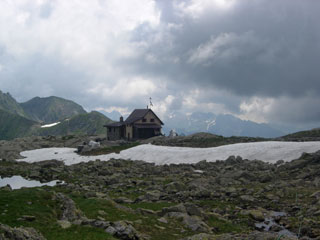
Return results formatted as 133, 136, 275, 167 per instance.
267, 94, 320, 124
130, 0, 320, 98
1, 0, 320, 127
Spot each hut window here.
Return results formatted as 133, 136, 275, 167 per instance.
142, 118, 147, 122
108, 128, 111, 132
150, 118, 155, 122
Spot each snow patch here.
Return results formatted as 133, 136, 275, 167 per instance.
41, 122, 61, 128
206, 119, 216, 130
0, 176, 62, 190
17, 141, 320, 166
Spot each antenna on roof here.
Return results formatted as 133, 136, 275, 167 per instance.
149, 97, 153, 108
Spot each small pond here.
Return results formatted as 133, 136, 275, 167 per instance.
0, 176, 63, 190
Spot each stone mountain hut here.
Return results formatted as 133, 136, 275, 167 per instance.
104, 108, 164, 140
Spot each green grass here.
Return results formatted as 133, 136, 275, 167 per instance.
207, 215, 246, 233
44, 225, 115, 240
35, 111, 112, 137
72, 195, 139, 221
283, 128, 320, 139
107, 185, 145, 200
0, 188, 116, 240
124, 202, 176, 211
62, 135, 75, 140
71, 194, 197, 240
196, 199, 236, 211
0, 185, 254, 240
195, 200, 250, 234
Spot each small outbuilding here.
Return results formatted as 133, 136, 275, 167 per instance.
104, 108, 164, 140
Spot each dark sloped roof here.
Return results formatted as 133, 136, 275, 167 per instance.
125, 109, 164, 125
125, 109, 149, 123
104, 122, 124, 127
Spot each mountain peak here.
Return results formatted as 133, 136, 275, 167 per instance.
20, 96, 87, 123
0, 90, 28, 118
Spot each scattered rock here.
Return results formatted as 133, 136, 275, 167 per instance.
0, 185, 12, 191
53, 193, 84, 222
248, 210, 265, 221
106, 221, 140, 240
57, 220, 72, 229
157, 217, 168, 224
114, 197, 134, 204
182, 215, 211, 232
0, 223, 46, 240
98, 210, 107, 216
240, 195, 255, 202
137, 208, 157, 216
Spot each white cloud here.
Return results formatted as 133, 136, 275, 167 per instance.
87, 76, 157, 101
175, 0, 236, 19
150, 89, 231, 121
0, 0, 160, 71
150, 95, 177, 119
239, 97, 274, 123
95, 106, 131, 116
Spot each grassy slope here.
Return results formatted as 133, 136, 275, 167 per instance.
0, 91, 113, 140
0, 188, 116, 240
0, 184, 250, 240
281, 128, 320, 139
0, 90, 28, 118
21, 96, 87, 123
35, 111, 113, 136
0, 109, 37, 140
0, 110, 113, 140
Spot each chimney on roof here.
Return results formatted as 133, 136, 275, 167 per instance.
120, 116, 123, 122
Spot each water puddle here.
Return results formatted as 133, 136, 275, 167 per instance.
0, 176, 63, 190
255, 211, 297, 238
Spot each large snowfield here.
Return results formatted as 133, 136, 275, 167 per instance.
18, 141, 320, 166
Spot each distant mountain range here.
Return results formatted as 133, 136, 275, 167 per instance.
100, 109, 285, 138
0, 90, 112, 140
160, 111, 284, 138
1, 89, 317, 140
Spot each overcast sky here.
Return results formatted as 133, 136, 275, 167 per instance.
0, 0, 319, 129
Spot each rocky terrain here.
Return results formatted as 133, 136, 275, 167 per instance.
1, 135, 320, 239
144, 130, 320, 148
142, 133, 268, 148
0, 133, 279, 162
277, 129, 320, 142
